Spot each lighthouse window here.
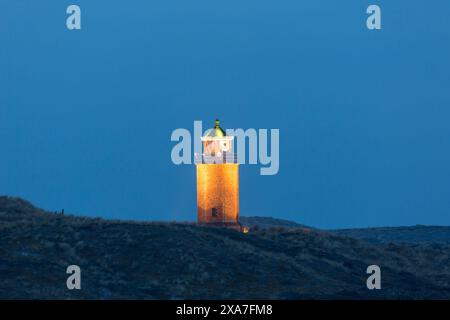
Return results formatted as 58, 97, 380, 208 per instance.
211, 208, 218, 217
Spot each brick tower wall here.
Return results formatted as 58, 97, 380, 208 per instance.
196, 164, 239, 224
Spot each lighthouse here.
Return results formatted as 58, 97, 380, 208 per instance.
195, 119, 241, 231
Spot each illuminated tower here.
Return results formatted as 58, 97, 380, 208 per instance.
195, 119, 241, 230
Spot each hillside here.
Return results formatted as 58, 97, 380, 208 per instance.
1, 196, 450, 299
332, 226, 450, 245
240, 216, 313, 230
242, 216, 450, 245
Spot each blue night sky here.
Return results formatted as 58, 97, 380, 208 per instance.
1, 1, 450, 228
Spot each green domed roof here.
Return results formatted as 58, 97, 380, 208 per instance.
203, 119, 226, 138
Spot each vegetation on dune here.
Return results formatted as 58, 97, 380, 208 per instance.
1, 196, 449, 299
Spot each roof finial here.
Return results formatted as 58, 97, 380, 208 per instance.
215, 118, 220, 128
